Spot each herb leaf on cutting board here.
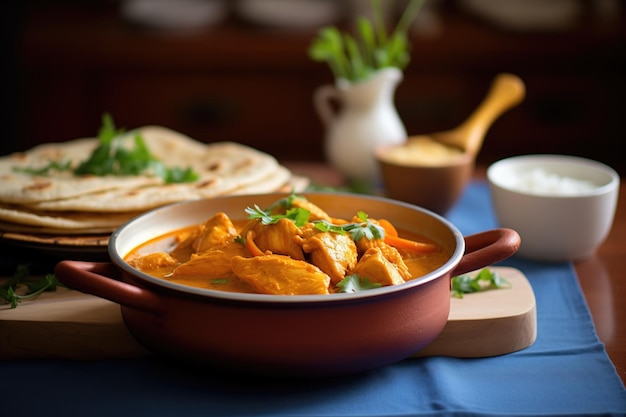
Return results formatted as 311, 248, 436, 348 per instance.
0, 264, 63, 309
451, 268, 511, 298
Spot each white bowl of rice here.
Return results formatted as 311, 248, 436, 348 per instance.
487, 154, 620, 262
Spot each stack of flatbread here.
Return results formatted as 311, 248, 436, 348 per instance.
0, 126, 304, 237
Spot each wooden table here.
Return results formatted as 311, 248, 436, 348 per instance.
575, 186, 626, 385
286, 162, 626, 385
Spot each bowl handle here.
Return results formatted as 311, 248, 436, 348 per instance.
452, 228, 521, 277
55, 260, 163, 315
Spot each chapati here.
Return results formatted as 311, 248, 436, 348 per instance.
0, 126, 301, 235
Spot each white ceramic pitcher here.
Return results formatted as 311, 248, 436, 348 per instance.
314, 67, 407, 185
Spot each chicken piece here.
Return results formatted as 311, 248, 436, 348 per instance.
193, 212, 239, 253
169, 225, 203, 261
289, 197, 332, 222
299, 222, 320, 240
351, 247, 407, 287
238, 218, 258, 239
126, 252, 179, 273
243, 218, 305, 260
230, 255, 330, 295
300, 231, 357, 284
172, 241, 250, 278
355, 237, 412, 280
378, 243, 412, 280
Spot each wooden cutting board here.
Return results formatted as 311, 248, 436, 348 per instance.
0, 267, 536, 360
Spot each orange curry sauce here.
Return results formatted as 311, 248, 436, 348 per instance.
125, 217, 450, 295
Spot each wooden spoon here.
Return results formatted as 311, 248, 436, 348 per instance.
425, 73, 526, 156
376, 73, 525, 214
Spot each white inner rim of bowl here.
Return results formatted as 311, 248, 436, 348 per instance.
109, 193, 466, 304
488, 155, 619, 197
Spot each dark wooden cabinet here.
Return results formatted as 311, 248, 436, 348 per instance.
7, 1, 626, 175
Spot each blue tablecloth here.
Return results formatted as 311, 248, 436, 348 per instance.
2, 181, 625, 416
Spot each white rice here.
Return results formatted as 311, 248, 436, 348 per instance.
500, 168, 597, 196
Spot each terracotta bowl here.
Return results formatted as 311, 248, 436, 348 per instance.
55, 192, 519, 377
376, 146, 474, 215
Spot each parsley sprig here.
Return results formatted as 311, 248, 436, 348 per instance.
451, 268, 511, 298
1, 264, 64, 309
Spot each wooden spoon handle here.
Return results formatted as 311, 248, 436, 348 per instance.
451, 73, 525, 155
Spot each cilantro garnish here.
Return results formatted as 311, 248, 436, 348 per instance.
245, 204, 311, 227
313, 221, 347, 235
344, 211, 385, 241
13, 160, 72, 175
74, 114, 199, 183
245, 204, 385, 243
0, 264, 64, 309
164, 166, 199, 184
450, 268, 511, 298
315, 211, 385, 241
336, 274, 382, 293
13, 113, 199, 184
265, 190, 305, 212
74, 130, 150, 176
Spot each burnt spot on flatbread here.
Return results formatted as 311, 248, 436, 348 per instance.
195, 178, 220, 189
205, 162, 224, 172
24, 180, 53, 193
33, 148, 67, 161
235, 158, 255, 170
10, 152, 28, 162
124, 189, 143, 197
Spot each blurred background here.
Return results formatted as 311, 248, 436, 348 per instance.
3, 0, 625, 175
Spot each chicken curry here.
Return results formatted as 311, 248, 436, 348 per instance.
125, 194, 450, 295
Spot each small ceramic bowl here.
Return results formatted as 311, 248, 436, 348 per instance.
376, 141, 474, 215
487, 154, 620, 262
